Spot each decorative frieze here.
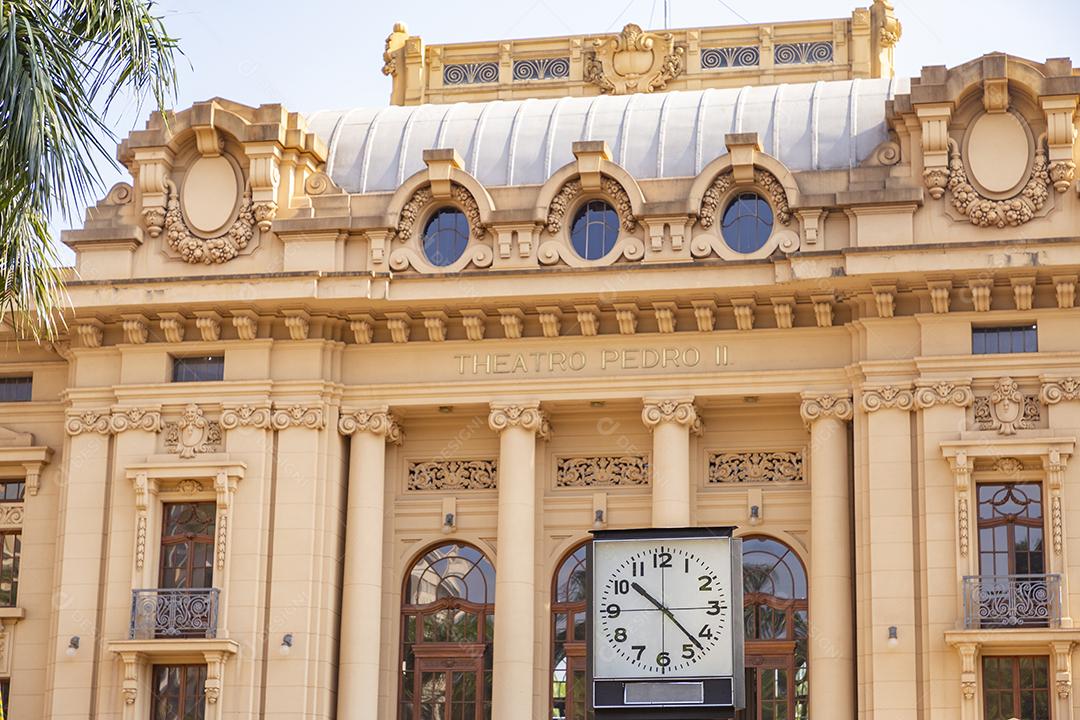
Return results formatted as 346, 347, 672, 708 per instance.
707, 451, 803, 484
488, 403, 550, 439
271, 404, 325, 430
408, 459, 497, 491
512, 57, 570, 80
701, 45, 759, 69
220, 404, 272, 429
972, 377, 1041, 435
338, 408, 402, 443
556, 455, 649, 487
914, 381, 974, 409
799, 393, 853, 424
443, 61, 499, 85
0, 503, 24, 529
163, 405, 222, 458
1041, 377, 1080, 404
861, 385, 915, 412
774, 41, 833, 64
66, 407, 162, 436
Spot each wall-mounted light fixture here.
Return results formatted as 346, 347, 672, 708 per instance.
749, 505, 761, 525
887, 626, 899, 648
593, 509, 605, 529
441, 512, 456, 534
280, 633, 294, 656
66, 636, 80, 657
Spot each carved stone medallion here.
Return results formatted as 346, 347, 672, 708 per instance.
584, 24, 685, 95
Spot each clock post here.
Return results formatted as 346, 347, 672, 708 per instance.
587, 527, 744, 719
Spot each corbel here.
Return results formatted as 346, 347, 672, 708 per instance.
690, 300, 716, 332
282, 310, 311, 341
120, 314, 150, 345
771, 296, 796, 329
22, 454, 50, 497
1044, 449, 1069, 556
982, 77, 1009, 113
1041, 95, 1078, 193
461, 310, 487, 341
914, 103, 954, 176
158, 312, 186, 344
652, 302, 678, 334
571, 141, 612, 193
422, 311, 449, 342
194, 311, 223, 342
1053, 275, 1077, 309
574, 305, 600, 337
956, 641, 978, 702
810, 294, 835, 328
968, 279, 993, 312
871, 284, 896, 319
348, 313, 376, 344
133, 147, 175, 237
386, 313, 412, 344
74, 318, 105, 349
926, 278, 953, 314
202, 650, 228, 707
537, 307, 563, 338
497, 308, 525, 339
613, 303, 639, 335
1052, 640, 1075, 701
423, 148, 464, 200
244, 141, 284, 231
731, 297, 756, 331
117, 650, 143, 707
231, 310, 260, 341
724, 132, 763, 185
945, 450, 974, 559
1010, 276, 1036, 311
796, 209, 825, 247
366, 228, 394, 268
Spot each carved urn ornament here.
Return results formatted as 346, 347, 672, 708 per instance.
584, 23, 685, 95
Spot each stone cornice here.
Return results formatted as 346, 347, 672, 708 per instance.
799, 393, 853, 424
861, 384, 915, 412
641, 398, 703, 435
338, 407, 402, 444
914, 380, 974, 409
488, 402, 550, 439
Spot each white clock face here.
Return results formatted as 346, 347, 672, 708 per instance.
593, 537, 734, 680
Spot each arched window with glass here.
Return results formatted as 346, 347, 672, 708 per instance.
422, 207, 470, 266
720, 193, 774, 254
551, 543, 589, 720
400, 543, 495, 720
740, 536, 809, 720
569, 200, 620, 260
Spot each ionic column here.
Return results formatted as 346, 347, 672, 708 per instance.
800, 392, 855, 720
488, 402, 549, 720
336, 407, 401, 720
642, 397, 701, 527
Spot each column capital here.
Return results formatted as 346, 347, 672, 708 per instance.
913, 379, 974, 409
860, 384, 914, 413
488, 401, 550, 439
1041, 376, 1080, 404
338, 406, 402, 444
799, 392, 853, 425
641, 397, 703, 435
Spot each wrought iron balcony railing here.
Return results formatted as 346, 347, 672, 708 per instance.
129, 588, 220, 639
962, 574, 1061, 629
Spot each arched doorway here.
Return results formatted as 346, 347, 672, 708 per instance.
740, 536, 809, 720
550, 542, 589, 720
399, 542, 495, 720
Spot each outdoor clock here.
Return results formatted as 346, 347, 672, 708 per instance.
588, 527, 744, 718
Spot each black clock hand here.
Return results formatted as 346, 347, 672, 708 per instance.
630, 582, 704, 651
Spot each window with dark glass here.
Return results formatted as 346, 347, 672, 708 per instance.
0, 377, 32, 403
160, 502, 216, 590
0, 481, 24, 503
551, 544, 588, 720
151, 664, 207, 720
172, 355, 224, 383
0, 533, 20, 607
972, 324, 1037, 354
742, 536, 809, 720
982, 656, 1050, 720
0, 678, 8, 718
423, 208, 470, 267
569, 200, 619, 260
400, 543, 495, 720
720, 193, 773, 254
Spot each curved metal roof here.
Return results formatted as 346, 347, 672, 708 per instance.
306, 76, 908, 194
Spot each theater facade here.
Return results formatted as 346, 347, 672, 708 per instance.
3, 2, 1080, 718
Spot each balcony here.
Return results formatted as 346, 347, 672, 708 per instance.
129, 588, 220, 639
962, 574, 1062, 629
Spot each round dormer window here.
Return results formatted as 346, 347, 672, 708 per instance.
721, 193, 774, 254
422, 208, 469, 266
570, 200, 619, 260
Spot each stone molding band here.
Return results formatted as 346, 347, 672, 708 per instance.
488, 402, 551, 439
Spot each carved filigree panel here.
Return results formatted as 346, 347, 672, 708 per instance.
408, 459, 497, 491
971, 377, 1044, 435
707, 451, 804, 485
0, 503, 24, 529
555, 455, 649, 487
701, 46, 759, 69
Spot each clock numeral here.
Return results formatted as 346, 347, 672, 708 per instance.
632, 645, 646, 661
698, 624, 713, 639
698, 575, 713, 592
631, 560, 645, 577
706, 600, 724, 616
652, 551, 672, 569
656, 651, 671, 667
605, 603, 621, 619
613, 627, 627, 642
684, 558, 690, 573
613, 579, 630, 595
682, 643, 696, 660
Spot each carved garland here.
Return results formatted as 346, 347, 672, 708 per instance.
160, 178, 259, 264
545, 178, 637, 235
923, 138, 1051, 228
394, 183, 487, 243
699, 168, 792, 229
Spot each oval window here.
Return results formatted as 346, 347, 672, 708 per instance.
570, 200, 620, 260
720, 193, 773, 253
422, 208, 470, 267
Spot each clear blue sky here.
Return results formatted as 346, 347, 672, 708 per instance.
54, 0, 1080, 262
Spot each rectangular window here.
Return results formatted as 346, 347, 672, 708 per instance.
0, 481, 24, 503
972, 324, 1037, 354
982, 656, 1050, 720
0, 377, 31, 403
172, 355, 224, 383
0, 533, 21, 607
151, 665, 206, 720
